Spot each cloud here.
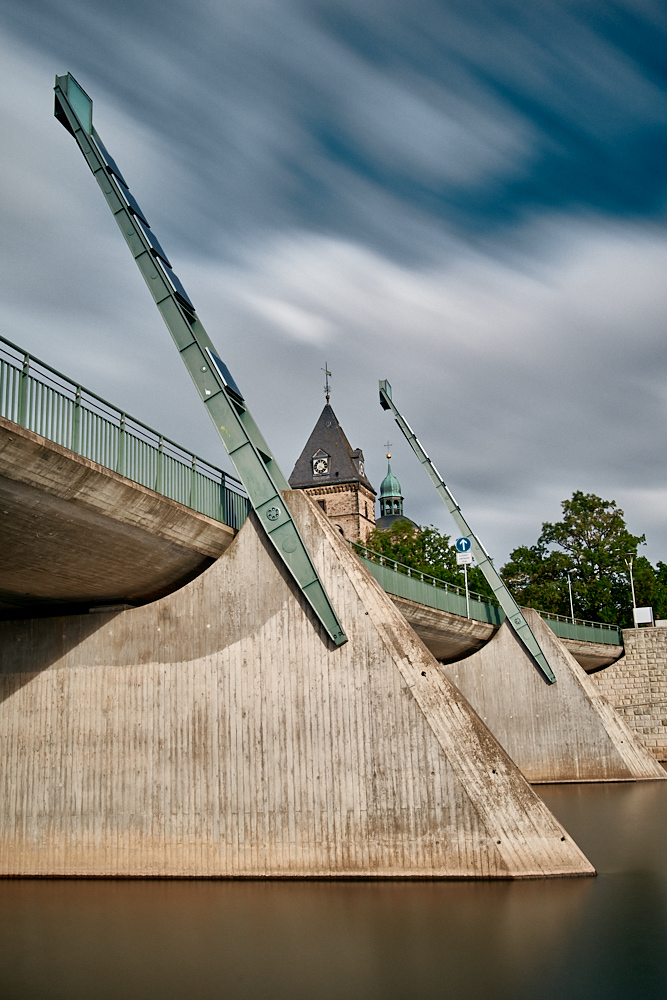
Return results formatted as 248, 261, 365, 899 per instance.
183, 218, 667, 561
1, 0, 666, 259
1, 3, 667, 573
240, 294, 334, 345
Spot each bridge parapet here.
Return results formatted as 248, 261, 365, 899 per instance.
352, 542, 623, 648
0, 333, 249, 530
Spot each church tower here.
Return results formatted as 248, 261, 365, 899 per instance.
376, 452, 417, 530
289, 394, 376, 542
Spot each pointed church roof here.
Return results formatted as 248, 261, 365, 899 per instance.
289, 404, 375, 492
379, 461, 402, 499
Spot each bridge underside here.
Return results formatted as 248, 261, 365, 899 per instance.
391, 595, 624, 673
0, 417, 235, 617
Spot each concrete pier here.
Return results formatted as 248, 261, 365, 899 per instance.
0, 492, 593, 878
443, 610, 666, 783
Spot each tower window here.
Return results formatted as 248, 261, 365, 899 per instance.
318, 499, 327, 513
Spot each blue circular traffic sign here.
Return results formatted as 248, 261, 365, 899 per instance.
455, 537, 471, 553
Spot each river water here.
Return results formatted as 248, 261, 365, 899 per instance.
1, 782, 666, 1000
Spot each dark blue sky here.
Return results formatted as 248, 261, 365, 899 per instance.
1, 0, 667, 562
3, 0, 666, 253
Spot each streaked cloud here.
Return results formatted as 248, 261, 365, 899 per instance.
0, 1, 666, 566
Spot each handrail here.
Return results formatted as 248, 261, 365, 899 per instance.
351, 540, 622, 636
0, 333, 250, 530
0, 333, 243, 482
351, 540, 498, 606
532, 608, 621, 632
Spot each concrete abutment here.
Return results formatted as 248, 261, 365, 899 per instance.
0, 492, 593, 878
443, 610, 666, 783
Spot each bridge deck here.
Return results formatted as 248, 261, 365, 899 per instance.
0, 334, 625, 661
355, 548, 624, 671
0, 334, 248, 529
0, 417, 238, 616
0, 334, 251, 617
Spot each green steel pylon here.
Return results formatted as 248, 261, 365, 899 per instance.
379, 379, 556, 683
53, 72, 346, 646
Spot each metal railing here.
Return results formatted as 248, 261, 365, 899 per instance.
351, 541, 623, 646
0, 334, 250, 530
533, 607, 621, 634
352, 541, 497, 605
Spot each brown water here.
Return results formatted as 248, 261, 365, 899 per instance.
1, 783, 666, 1000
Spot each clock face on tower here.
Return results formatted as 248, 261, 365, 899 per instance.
313, 456, 329, 476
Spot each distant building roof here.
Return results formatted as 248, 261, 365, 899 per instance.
375, 512, 418, 530
289, 404, 375, 492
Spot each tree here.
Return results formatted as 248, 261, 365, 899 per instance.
630, 557, 667, 620
501, 491, 647, 626
364, 520, 493, 597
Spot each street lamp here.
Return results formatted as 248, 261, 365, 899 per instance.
566, 569, 577, 623
624, 553, 637, 619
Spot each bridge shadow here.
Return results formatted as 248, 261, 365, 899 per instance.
0, 610, 126, 705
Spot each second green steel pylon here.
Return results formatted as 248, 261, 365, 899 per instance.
379, 379, 556, 684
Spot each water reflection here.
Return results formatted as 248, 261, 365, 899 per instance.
0, 784, 665, 1000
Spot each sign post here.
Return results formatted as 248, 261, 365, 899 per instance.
456, 537, 474, 618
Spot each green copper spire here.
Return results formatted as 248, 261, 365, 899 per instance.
379, 452, 403, 517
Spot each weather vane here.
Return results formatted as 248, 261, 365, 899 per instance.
322, 363, 332, 403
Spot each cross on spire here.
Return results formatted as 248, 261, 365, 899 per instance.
385, 439, 392, 458
322, 363, 332, 403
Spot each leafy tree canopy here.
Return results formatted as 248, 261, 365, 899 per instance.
500, 491, 666, 626
364, 520, 493, 597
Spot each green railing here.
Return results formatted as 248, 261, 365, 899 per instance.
0, 334, 250, 530
352, 542, 623, 647
530, 609, 622, 646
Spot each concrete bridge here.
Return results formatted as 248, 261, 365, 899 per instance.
353, 545, 623, 672
0, 334, 248, 618
0, 332, 623, 673
1, 72, 663, 881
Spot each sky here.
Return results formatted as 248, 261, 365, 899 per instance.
1, 0, 666, 567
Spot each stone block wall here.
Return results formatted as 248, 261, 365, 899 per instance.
302, 482, 376, 542
591, 627, 667, 761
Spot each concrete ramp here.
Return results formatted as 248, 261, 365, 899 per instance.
443, 609, 666, 784
0, 493, 592, 877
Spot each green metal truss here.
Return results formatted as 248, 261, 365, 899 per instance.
53, 72, 346, 646
379, 379, 556, 683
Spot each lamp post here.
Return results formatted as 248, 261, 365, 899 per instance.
624, 553, 637, 622
566, 569, 577, 623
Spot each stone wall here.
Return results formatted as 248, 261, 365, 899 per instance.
591, 627, 667, 761
302, 481, 376, 542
